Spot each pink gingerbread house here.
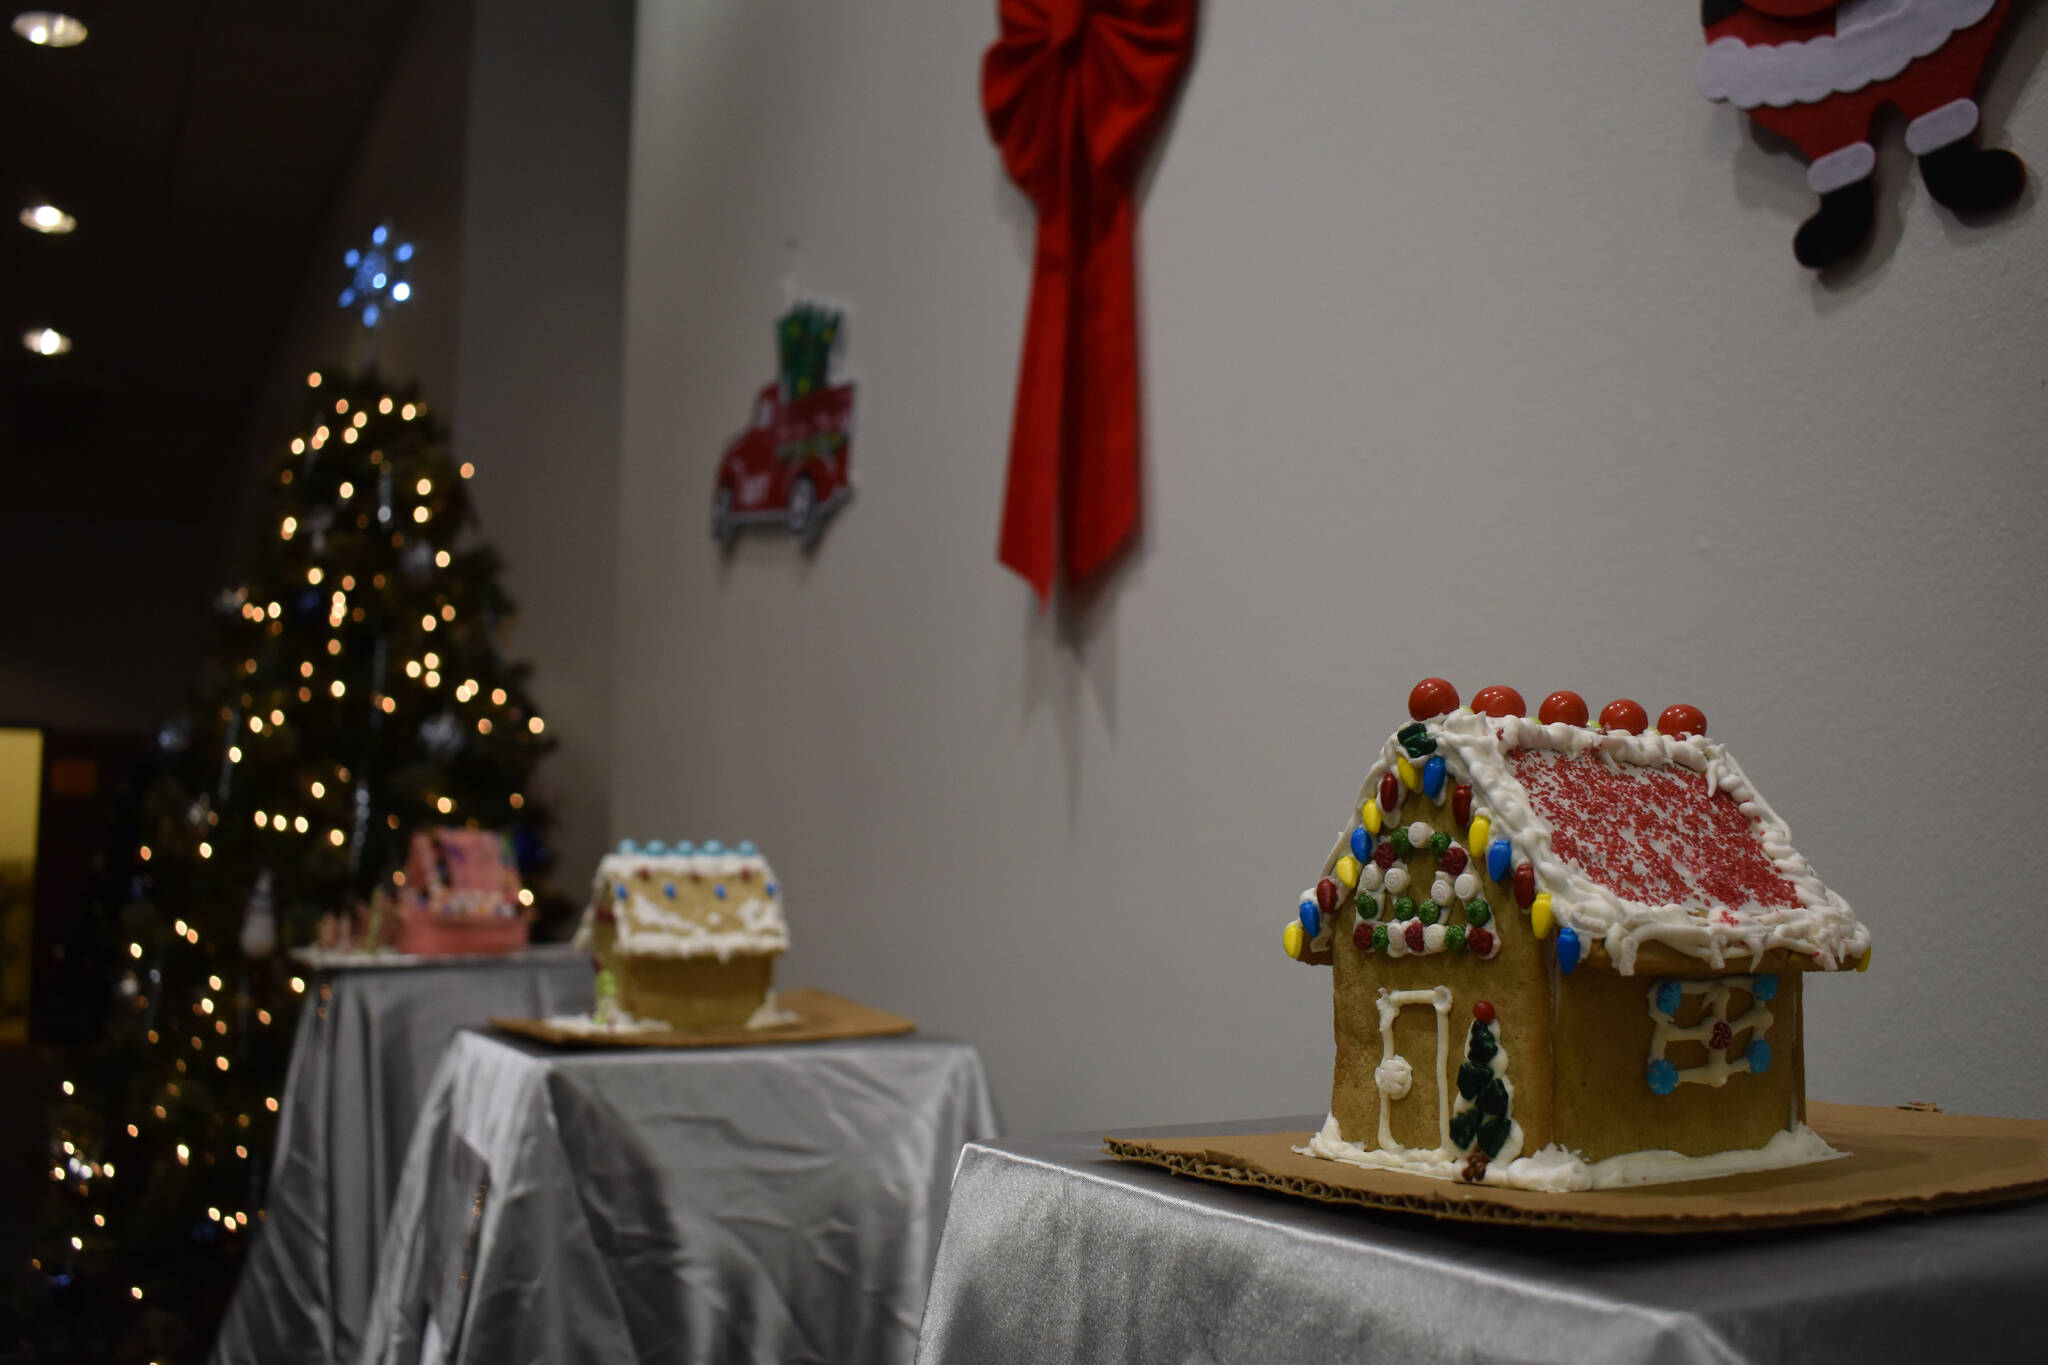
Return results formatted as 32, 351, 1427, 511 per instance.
395, 827, 531, 955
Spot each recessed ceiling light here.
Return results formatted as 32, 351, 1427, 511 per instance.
23, 327, 71, 356
12, 12, 87, 46
19, 203, 75, 233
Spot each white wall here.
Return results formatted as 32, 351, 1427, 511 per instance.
617, 1, 2048, 1136
454, 0, 633, 890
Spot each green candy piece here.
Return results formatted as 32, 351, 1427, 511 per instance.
1400, 734, 1438, 758
1394, 896, 1416, 920
1477, 1113, 1514, 1159
1467, 1022, 1498, 1065
1465, 898, 1491, 927
1396, 721, 1428, 744
1417, 899, 1440, 926
1446, 924, 1467, 952
1372, 922, 1389, 953
1389, 828, 1412, 855
1449, 1109, 1481, 1150
1456, 1061, 1492, 1102
1428, 831, 1451, 856
1353, 888, 1375, 916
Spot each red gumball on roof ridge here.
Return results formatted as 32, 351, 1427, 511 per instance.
1658, 703, 1707, 738
1408, 678, 1459, 720
1600, 698, 1649, 734
1537, 690, 1589, 726
1471, 685, 1525, 718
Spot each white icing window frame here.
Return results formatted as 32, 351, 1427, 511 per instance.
1645, 975, 1775, 1092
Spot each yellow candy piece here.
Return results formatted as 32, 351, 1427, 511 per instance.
1856, 945, 1872, 973
1284, 920, 1307, 961
1396, 754, 1419, 790
1361, 802, 1382, 835
1531, 892, 1554, 938
1334, 855, 1361, 891
1468, 815, 1491, 856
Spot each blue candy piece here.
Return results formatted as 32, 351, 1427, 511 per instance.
703, 839, 724, 854
1556, 925, 1581, 975
674, 840, 696, 855
1299, 898, 1321, 939
616, 839, 638, 855
614, 883, 627, 900
1746, 1039, 1772, 1074
1422, 755, 1447, 799
644, 840, 667, 855
714, 885, 728, 900
1487, 839, 1512, 882
1350, 826, 1372, 861
662, 882, 676, 897
1646, 1059, 1678, 1096
1751, 973, 1779, 1002
765, 882, 778, 896
1654, 980, 1683, 1016
737, 840, 757, 855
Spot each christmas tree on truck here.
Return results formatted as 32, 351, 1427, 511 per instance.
713, 302, 857, 547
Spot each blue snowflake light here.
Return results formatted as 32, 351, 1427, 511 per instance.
338, 223, 416, 327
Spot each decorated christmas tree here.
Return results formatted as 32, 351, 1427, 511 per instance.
8, 367, 561, 1362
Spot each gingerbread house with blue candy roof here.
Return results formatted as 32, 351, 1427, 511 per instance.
1281, 679, 1871, 1190
575, 839, 788, 1028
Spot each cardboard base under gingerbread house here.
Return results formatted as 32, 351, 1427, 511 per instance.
1106, 1103, 2048, 1233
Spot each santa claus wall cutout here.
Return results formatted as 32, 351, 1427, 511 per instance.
1699, 0, 2026, 268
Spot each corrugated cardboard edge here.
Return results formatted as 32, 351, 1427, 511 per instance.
1106, 1103, 2048, 1233
491, 987, 914, 1049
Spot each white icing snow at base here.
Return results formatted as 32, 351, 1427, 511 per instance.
1300, 1114, 1843, 1191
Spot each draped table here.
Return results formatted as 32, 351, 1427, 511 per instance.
212, 946, 593, 1365
355, 1024, 1000, 1365
914, 1115, 2048, 1365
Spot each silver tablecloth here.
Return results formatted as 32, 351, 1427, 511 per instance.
357, 1025, 1000, 1365
915, 1115, 2048, 1365
213, 948, 593, 1365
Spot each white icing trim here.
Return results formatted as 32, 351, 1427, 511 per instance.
1325, 710, 1870, 975
1697, 0, 1998, 109
1648, 976, 1773, 1089
1375, 987, 1452, 1154
1304, 1117, 1843, 1191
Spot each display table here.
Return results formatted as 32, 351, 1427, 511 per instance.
914, 1115, 2048, 1365
355, 1023, 1000, 1365
212, 946, 593, 1365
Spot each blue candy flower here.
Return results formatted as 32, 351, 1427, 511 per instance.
1751, 973, 1779, 1002
1654, 979, 1683, 1016
1646, 1059, 1679, 1095
1746, 1039, 1772, 1074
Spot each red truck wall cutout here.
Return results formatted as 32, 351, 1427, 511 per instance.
712, 303, 856, 548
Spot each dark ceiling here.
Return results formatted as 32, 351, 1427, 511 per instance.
0, 1, 419, 726
2, 0, 419, 521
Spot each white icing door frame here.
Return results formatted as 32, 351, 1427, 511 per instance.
1373, 985, 1452, 1156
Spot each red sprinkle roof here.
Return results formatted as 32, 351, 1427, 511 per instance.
1506, 749, 1803, 913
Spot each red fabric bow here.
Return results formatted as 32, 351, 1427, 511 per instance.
982, 0, 1197, 603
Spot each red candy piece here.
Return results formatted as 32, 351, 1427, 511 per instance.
1471, 685, 1525, 719
1659, 703, 1707, 738
1512, 863, 1536, 909
1440, 845, 1468, 876
1353, 922, 1375, 952
1537, 691, 1589, 726
1600, 698, 1649, 734
1378, 772, 1399, 811
1709, 1020, 1733, 1051
1452, 783, 1472, 827
1467, 927, 1496, 957
1372, 842, 1400, 869
1408, 677, 1460, 721
1473, 1000, 1496, 1023
1404, 921, 1427, 952
1315, 878, 1340, 914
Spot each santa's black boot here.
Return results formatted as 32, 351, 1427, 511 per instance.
1793, 179, 1875, 269
1919, 140, 2026, 216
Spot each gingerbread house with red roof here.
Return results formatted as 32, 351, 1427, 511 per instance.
1281, 680, 1871, 1191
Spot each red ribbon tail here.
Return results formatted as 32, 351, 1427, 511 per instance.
998, 214, 1071, 607
1065, 192, 1141, 586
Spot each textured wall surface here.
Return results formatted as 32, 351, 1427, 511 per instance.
616, 1, 2048, 1135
